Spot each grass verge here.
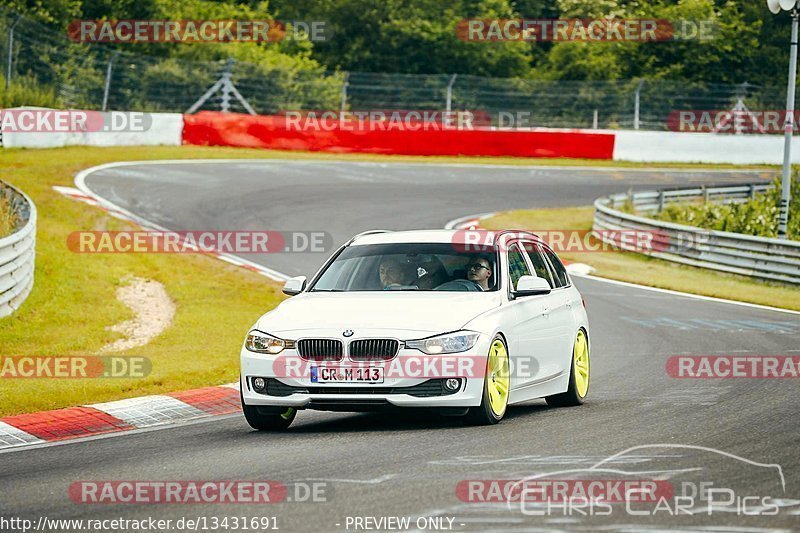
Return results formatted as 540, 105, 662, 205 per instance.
0, 191, 18, 237
482, 206, 800, 311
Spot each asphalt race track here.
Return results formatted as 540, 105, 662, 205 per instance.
3, 160, 799, 532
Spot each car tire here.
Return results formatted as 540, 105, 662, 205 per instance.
546, 329, 589, 407
240, 389, 296, 431
468, 335, 510, 425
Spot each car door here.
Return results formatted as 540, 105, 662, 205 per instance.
541, 246, 583, 328
505, 241, 562, 393
535, 243, 579, 375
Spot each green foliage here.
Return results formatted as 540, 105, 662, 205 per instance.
268, 0, 788, 84
0, 74, 59, 107
654, 176, 800, 240
0, 191, 20, 238
270, 0, 533, 76
2, 0, 337, 112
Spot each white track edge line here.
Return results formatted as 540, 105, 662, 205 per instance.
74, 162, 290, 281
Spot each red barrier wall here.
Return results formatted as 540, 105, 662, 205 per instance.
182, 112, 615, 160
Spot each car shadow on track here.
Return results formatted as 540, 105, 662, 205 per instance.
249, 402, 556, 434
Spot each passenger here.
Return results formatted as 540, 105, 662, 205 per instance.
465, 256, 493, 291
379, 258, 415, 289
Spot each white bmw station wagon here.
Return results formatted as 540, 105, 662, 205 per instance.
240, 229, 590, 430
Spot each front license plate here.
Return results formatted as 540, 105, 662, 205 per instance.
310, 366, 384, 383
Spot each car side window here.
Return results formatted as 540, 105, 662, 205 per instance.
543, 248, 569, 288
507, 244, 531, 290
522, 242, 555, 288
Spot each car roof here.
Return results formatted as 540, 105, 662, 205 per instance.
350, 229, 543, 246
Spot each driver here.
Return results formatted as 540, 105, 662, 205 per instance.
465, 256, 492, 291
379, 258, 415, 289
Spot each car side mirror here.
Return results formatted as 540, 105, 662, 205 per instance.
282, 276, 307, 296
514, 275, 551, 296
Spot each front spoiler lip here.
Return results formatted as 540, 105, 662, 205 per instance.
240, 379, 484, 408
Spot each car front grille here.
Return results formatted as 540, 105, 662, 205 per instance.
262, 378, 459, 398
348, 339, 399, 361
296, 339, 343, 361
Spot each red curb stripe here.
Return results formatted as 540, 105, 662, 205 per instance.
168, 386, 241, 416
65, 193, 96, 201
1, 407, 134, 441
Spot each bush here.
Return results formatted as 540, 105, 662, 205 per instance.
0, 74, 59, 108
0, 190, 21, 238
652, 176, 800, 240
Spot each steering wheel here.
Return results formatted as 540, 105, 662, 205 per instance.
433, 279, 484, 292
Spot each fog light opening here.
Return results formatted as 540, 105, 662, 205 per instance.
444, 378, 461, 392
252, 377, 267, 392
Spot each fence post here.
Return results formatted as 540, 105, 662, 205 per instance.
5, 16, 21, 90
702, 185, 709, 203
634, 79, 645, 130
445, 74, 457, 113
658, 190, 665, 213
101, 51, 119, 111
340, 72, 349, 119
593, 109, 599, 129
219, 58, 235, 113
186, 58, 255, 115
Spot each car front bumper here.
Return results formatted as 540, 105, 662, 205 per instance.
240, 342, 489, 409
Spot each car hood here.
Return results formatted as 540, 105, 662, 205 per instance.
256, 291, 502, 338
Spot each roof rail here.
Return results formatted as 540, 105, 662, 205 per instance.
346, 229, 393, 245
494, 229, 543, 242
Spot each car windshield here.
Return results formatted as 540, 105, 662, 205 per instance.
310, 243, 499, 292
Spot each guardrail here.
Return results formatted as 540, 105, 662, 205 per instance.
593, 183, 800, 285
0, 181, 36, 317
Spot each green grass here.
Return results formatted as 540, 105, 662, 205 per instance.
0, 192, 18, 237
0, 145, 787, 416
483, 206, 800, 311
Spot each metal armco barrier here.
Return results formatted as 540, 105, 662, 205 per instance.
0, 181, 36, 317
593, 183, 800, 285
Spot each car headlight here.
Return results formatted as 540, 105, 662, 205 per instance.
245, 330, 287, 354
406, 331, 480, 355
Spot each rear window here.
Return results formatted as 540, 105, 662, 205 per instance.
543, 248, 569, 287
